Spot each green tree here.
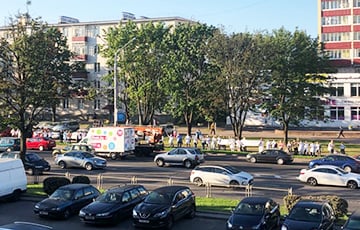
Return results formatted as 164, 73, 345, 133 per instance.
208, 30, 271, 139
0, 14, 73, 161
162, 23, 217, 135
264, 28, 334, 145
101, 21, 169, 125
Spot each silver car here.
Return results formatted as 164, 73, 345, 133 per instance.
55, 151, 107, 171
154, 147, 205, 168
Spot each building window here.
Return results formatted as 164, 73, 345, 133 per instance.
330, 83, 344, 96
351, 107, 360, 120
94, 99, 101, 110
330, 107, 345, 120
94, 80, 101, 89
63, 98, 69, 109
94, 63, 100, 72
77, 99, 84, 109
351, 83, 360, 96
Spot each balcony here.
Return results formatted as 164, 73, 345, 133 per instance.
72, 71, 88, 79
72, 36, 88, 42
73, 54, 88, 61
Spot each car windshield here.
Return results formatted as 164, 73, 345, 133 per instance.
346, 218, 360, 228
96, 192, 121, 203
50, 189, 73, 201
83, 152, 95, 158
26, 153, 41, 161
223, 166, 240, 174
288, 206, 321, 223
234, 202, 265, 216
335, 167, 348, 174
144, 191, 171, 204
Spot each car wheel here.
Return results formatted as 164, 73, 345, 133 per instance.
277, 158, 284, 165
166, 216, 173, 230
156, 158, 164, 167
63, 209, 71, 219
58, 161, 66, 169
85, 163, 93, 171
184, 160, 192, 168
250, 157, 257, 163
11, 190, 21, 201
52, 151, 60, 157
347, 180, 358, 189
193, 177, 203, 186
307, 177, 318, 186
230, 180, 239, 189
344, 166, 352, 172
110, 153, 117, 160
187, 205, 196, 219
39, 146, 44, 151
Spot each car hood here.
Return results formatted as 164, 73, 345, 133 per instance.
37, 198, 71, 209
228, 213, 262, 227
81, 201, 116, 214
234, 171, 253, 180
283, 218, 321, 230
135, 202, 169, 215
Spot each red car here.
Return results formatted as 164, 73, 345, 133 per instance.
26, 137, 56, 151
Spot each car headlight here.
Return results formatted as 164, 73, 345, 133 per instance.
246, 154, 251, 158
96, 212, 110, 217
281, 225, 288, 230
153, 208, 170, 218
226, 220, 233, 229
34, 204, 39, 209
132, 209, 138, 218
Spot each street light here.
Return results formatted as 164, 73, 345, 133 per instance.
113, 37, 136, 126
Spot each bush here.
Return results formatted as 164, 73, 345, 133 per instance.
283, 194, 348, 218
72, 175, 90, 184
43, 177, 70, 196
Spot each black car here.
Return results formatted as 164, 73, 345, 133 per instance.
226, 197, 280, 230
132, 185, 196, 229
281, 200, 336, 230
0, 151, 50, 175
34, 183, 100, 219
342, 209, 360, 230
246, 149, 293, 165
79, 185, 148, 225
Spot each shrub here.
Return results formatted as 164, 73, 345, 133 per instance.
72, 175, 90, 184
283, 194, 348, 218
43, 177, 70, 196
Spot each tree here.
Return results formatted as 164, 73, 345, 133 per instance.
207, 30, 271, 139
263, 28, 334, 145
101, 21, 169, 125
0, 14, 73, 161
161, 23, 218, 135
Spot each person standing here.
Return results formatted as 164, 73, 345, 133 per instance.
340, 142, 346, 154
337, 127, 345, 138
258, 138, 264, 152
210, 122, 216, 135
185, 134, 191, 147
328, 140, 335, 154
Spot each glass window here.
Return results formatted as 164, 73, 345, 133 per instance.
330, 107, 345, 120
130, 188, 140, 199
330, 84, 344, 96
122, 192, 131, 203
77, 99, 84, 109
351, 107, 360, 120
63, 98, 69, 109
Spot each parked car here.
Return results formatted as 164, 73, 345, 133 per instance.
226, 197, 280, 230
79, 185, 148, 225
308, 154, 360, 173
26, 137, 56, 151
154, 147, 205, 168
298, 165, 360, 189
0, 151, 50, 175
342, 209, 360, 230
281, 200, 335, 230
246, 149, 293, 165
34, 183, 100, 219
0, 137, 20, 152
190, 165, 254, 187
52, 143, 94, 157
55, 151, 107, 171
51, 120, 80, 132
132, 185, 196, 229
0, 222, 53, 230
34, 121, 59, 130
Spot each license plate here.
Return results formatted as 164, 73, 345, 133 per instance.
85, 216, 95, 220
139, 219, 149, 223
39, 211, 48, 215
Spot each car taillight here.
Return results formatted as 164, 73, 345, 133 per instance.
190, 170, 194, 175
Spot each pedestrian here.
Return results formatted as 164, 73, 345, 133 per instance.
185, 134, 191, 147
337, 127, 345, 138
298, 140, 304, 155
258, 138, 264, 152
193, 136, 198, 148
310, 141, 316, 157
168, 134, 174, 148
176, 134, 183, 148
327, 139, 335, 154
210, 122, 216, 135
315, 141, 321, 157
340, 142, 346, 154
266, 140, 271, 150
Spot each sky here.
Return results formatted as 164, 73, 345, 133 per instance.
0, 0, 318, 37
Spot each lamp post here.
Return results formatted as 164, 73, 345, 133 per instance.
113, 37, 136, 126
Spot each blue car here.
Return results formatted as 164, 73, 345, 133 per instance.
308, 154, 360, 173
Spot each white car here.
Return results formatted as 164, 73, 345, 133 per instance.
190, 165, 253, 187
297, 165, 360, 189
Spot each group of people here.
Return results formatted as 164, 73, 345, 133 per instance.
168, 128, 222, 150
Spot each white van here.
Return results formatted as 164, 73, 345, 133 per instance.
0, 158, 27, 201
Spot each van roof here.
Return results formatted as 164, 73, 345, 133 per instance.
0, 158, 24, 171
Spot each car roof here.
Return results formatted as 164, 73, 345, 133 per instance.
294, 200, 329, 208
58, 183, 94, 190
311, 165, 340, 169
106, 185, 145, 193
240, 197, 273, 204
152, 186, 190, 195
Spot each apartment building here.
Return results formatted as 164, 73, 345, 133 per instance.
317, 0, 360, 128
0, 13, 191, 122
